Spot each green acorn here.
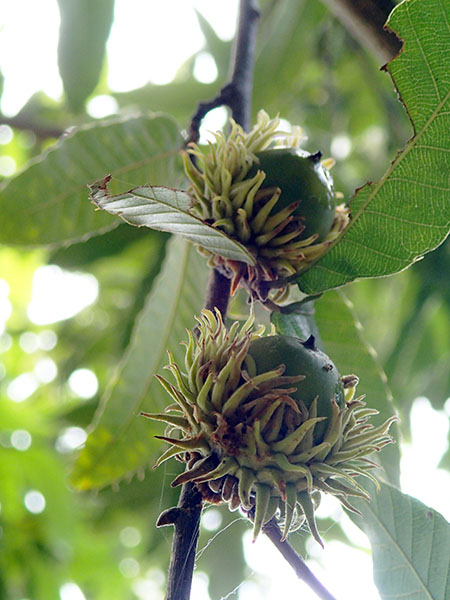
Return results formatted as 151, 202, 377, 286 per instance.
183, 112, 350, 300
246, 334, 345, 442
143, 310, 397, 544
247, 148, 336, 241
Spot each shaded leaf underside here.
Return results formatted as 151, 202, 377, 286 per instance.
90, 179, 256, 265
353, 482, 450, 600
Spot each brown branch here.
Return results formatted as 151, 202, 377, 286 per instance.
186, 0, 260, 144
263, 519, 338, 600
0, 115, 64, 139
203, 268, 232, 316
321, 0, 402, 64
163, 3, 261, 600
157, 483, 203, 600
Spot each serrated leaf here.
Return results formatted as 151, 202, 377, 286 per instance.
297, 0, 450, 294
352, 481, 450, 600
71, 236, 209, 489
0, 114, 183, 246
90, 178, 256, 265
57, 0, 115, 112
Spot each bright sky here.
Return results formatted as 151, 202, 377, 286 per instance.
0, 2, 449, 600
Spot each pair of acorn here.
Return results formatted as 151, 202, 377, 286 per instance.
144, 125, 395, 542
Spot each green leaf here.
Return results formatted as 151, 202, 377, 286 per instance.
71, 236, 209, 489
194, 10, 231, 77
57, 0, 115, 112
49, 224, 155, 269
297, 0, 450, 294
288, 290, 401, 486
271, 296, 323, 347
0, 114, 183, 247
315, 290, 400, 486
90, 178, 256, 265
352, 482, 450, 600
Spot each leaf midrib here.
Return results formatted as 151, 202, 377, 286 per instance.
342, 88, 449, 243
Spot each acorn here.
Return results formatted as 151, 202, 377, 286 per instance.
142, 310, 397, 544
245, 334, 345, 442
183, 111, 350, 300
246, 148, 336, 241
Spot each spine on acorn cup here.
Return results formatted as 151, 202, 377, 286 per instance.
142, 310, 397, 544
183, 111, 350, 302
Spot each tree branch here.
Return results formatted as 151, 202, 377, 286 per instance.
263, 519, 338, 600
157, 482, 203, 600
203, 267, 232, 316
0, 114, 64, 139
186, 0, 260, 144
321, 0, 401, 64
163, 3, 261, 600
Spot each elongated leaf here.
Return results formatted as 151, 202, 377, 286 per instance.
71, 237, 209, 489
57, 0, 115, 112
0, 114, 183, 246
90, 178, 256, 264
352, 482, 450, 600
274, 291, 400, 486
297, 0, 450, 294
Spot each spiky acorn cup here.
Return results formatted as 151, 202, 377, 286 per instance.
183, 111, 350, 301
143, 310, 398, 544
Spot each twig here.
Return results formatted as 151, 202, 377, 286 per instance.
203, 267, 232, 316
320, 0, 401, 64
157, 483, 203, 600
0, 115, 64, 139
163, 3, 261, 600
263, 519, 338, 600
186, 0, 260, 144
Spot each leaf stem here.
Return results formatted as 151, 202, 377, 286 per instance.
263, 519, 338, 600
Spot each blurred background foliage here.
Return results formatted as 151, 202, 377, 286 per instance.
0, 1, 448, 599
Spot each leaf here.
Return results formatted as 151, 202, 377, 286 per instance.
71, 236, 209, 489
315, 290, 401, 486
297, 0, 450, 294
274, 290, 400, 486
271, 296, 323, 347
49, 224, 155, 269
352, 481, 450, 600
0, 114, 183, 246
90, 177, 256, 265
57, 0, 115, 112
194, 10, 231, 77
